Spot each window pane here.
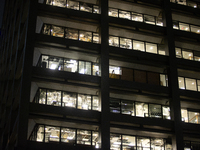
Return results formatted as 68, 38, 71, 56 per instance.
120, 38, 132, 49
137, 137, 150, 149
77, 130, 91, 145
119, 10, 131, 20
122, 135, 136, 150
147, 72, 160, 85
109, 36, 119, 47
52, 0, 67, 7
48, 56, 63, 70
144, 15, 155, 25
37, 125, 44, 142
51, 25, 64, 37
79, 31, 92, 42
93, 5, 99, 14
92, 131, 100, 148
185, 78, 197, 91
173, 21, 179, 29
92, 96, 99, 111
188, 111, 200, 124
160, 74, 167, 87
146, 43, 157, 54
110, 134, 121, 150
39, 89, 46, 104
156, 17, 163, 26
179, 23, 190, 32
47, 90, 61, 106
93, 33, 99, 43
62, 92, 76, 108
121, 100, 134, 116
43, 24, 51, 35
194, 51, 200, 62
78, 94, 91, 110
197, 80, 200, 91
65, 28, 78, 40
110, 99, 120, 113
93, 63, 100, 76
79, 61, 85, 74
133, 40, 145, 51
45, 126, 60, 142
178, 77, 185, 90
135, 102, 148, 117
41, 55, 49, 68
181, 109, 188, 122
80, 2, 92, 13
149, 104, 162, 118
190, 25, 200, 34
109, 66, 121, 79
67, 0, 79, 10
176, 48, 182, 58
163, 106, 171, 120
64, 59, 78, 72
132, 12, 143, 22
109, 8, 118, 17
182, 50, 193, 60
151, 138, 165, 150
61, 128, 76, 143
177, 0, 186, 5
85, 62, 91, 75
158, 50, 165, 55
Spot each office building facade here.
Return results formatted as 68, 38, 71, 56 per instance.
1, 0, 200, 149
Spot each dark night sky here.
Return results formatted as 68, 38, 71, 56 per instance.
0, 0, 5, 29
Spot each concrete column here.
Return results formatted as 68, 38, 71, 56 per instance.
16, 0, 37, 149
100, 0, 110, 149
163, 0, 184, 150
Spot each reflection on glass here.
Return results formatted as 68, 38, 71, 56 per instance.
109, 36, 119, 47
178, 77, 185, 89
151, 138, 165, 150
120, 38, 132, 49
119, 10, 131, 20
179, 23, 190, 31
51, 25, 64, 37
77, 130, 91, 145
149, 104, 162, 118
62, 92, 76, 108
79, 31, 92, 42
43, 24, 51, 35
181, 109, 188, 122
122, 135, 136, 150
135, 102, 148, 117
78, 61, 91, 75
92, 132, 100, 148
185, 78, 197, 91
109, 8, 118, 17
64, 59, 78, 72
121, 100, 134, 116
158, 50, 166, 55
133, 40, 145, 51
80, 2, 92, 13
144, 15, 155, 25
110, 99, 120, 113
190, 25, 200, 34
37, 125, 44, 142
137, 137, 150, 149
67, 0, 79, 10
173, 21, 179, 29
78, 94, 91, 110
176, 48, 182, 58
132, 12, 143, 22
146, 43, 157, 54
47, 90, 61, 106
182, 50, 193, 60
110, 134, 121, 150
65, 28, 78, 40
45, 126, 60, 142
61, 128, 76, 143
163, 106, 170, 120
188, 111, 200, 124
39, 89, 46, 104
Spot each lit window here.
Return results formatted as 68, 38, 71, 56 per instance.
179, 23, 190, 32
133, 40, 145, 51
119, 10, 131, 20
181, 109, 188, 122
182, 50, 193, 60
120, 38, 132, 49
178, 77, 185, 90
132, 12, 143, 22
185, 78, 197, 91
146, 43, 157, 54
